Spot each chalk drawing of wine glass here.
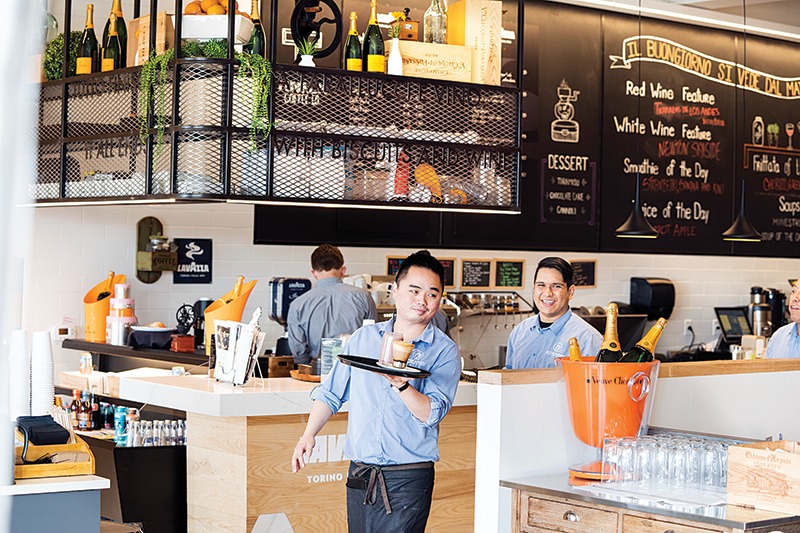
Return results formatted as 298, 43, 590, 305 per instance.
787, 122, 795, 150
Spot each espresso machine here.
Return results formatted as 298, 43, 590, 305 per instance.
765, 287, 787, 332
747, 287, 773, 338
268, 277, 312, 355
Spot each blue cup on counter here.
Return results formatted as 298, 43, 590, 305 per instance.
114, 405, 128, 446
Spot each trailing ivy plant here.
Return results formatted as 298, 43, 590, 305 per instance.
234, 52, 273, 151
138, 48, 175, 158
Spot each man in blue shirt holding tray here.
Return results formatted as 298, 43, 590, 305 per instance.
291, 250, 460, 533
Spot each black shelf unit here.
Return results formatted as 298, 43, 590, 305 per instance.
62, 338, 207, 372
35, 0, 522, 212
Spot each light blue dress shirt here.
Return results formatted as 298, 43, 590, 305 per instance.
311, 318, 460, 465
505, 310, 602, 369
765, 323, 800, 358
287, 277, 378, 364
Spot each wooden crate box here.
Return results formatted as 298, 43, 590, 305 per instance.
727, 440, 800, 515
383, 40, 472, 83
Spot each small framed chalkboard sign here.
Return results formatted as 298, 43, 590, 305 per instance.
460, 259, 492, 289
439, 257, 457, 288
386, 256, 405, 276
387, 255, 456, 288
493, 259, 525, 290
570, 259, 597, 288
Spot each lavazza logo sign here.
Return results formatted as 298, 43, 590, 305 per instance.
304, 433, 348, 484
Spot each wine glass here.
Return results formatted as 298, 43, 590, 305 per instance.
786, 122, 795, 150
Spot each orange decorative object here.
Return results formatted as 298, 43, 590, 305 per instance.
559, 356, 659, 449
83, 273, 127, 342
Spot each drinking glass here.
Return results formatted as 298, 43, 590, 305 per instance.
787, 122, 796, 149
653, 436, 672, 487
617, 437, 638, 483
379, 331, 403, 366
669, 438, 691, 491
601, 437, 620, 482
700, 440, 722, 488
634, 436, 657, 487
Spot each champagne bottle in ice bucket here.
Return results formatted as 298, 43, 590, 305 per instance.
618, 318, 667, 363
595, 303, 622, 362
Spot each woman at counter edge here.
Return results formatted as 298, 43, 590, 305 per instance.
291, 250, 461, 533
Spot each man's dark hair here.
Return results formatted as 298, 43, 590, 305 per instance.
311, 244, 345, 272
395, 250, 445, 289
534, 257, 574, 287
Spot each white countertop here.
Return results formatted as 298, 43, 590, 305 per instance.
0, 475, 109, 496
118, 374, 477, 417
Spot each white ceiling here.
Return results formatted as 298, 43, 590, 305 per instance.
658, 0, 800, 29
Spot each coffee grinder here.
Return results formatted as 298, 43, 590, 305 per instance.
747, 287, 773, 338
268, 277, 312, 355
193, 297, 214, 349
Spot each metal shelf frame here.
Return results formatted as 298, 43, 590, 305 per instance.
34, 0, 523, 212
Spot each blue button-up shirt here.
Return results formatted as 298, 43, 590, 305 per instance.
505, 310, 602, 369
311, 318, 460, 465
765, 323, 800, 358
287, 277, 378, 364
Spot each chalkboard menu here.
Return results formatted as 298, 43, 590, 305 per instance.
731, 34, 800, 257
598, 15, 734, 254
386, 256, 404, 276
570, 259, 596, 288
439, 258, 456, 288
461, 259, 492, 289
494, 259, 525, 289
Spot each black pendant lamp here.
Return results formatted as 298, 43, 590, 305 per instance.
616, 3, 657, 239
616, 175, 657, 238
722, 0, 761, 242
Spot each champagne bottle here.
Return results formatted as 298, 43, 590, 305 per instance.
96, 271, 115, 301
245, 0, 266, 58
102, 0, 127, 68
595, 303, 623, 362
568, 337, 583, 361
362, 0, 385, 73
77, 4, 99, 75
343, 11, 362, 71
619, 318, 668, 363
101, 13, 121, 72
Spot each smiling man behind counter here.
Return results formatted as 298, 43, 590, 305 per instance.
505, 256, 602, 368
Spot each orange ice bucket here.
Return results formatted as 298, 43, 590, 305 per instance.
558, 357, 660, 449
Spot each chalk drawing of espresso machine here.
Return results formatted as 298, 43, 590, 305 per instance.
551, 81, 581, 143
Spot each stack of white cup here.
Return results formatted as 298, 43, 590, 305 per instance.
8, 330, 31, 419
30, 330, 55, 416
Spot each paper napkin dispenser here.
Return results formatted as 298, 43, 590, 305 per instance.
630, 277, 675, 320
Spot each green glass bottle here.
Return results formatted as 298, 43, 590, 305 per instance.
343, 11, 362, 71
619, 318, 668, 363
102, 0, 127, 68
101, 13, 121, 72
595, 303, 623, 362
362, 0, 384, 73
76, 4, 99, 75
246, 0, 267, 57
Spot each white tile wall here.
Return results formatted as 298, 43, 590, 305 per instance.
17, 203, 800, 374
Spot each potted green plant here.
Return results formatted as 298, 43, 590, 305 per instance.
43, 31, 82, 80
296, 38, 317, 67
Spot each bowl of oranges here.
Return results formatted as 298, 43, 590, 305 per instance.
181, 0, 254, 42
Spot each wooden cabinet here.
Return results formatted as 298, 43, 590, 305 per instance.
512, 490, 800, 533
